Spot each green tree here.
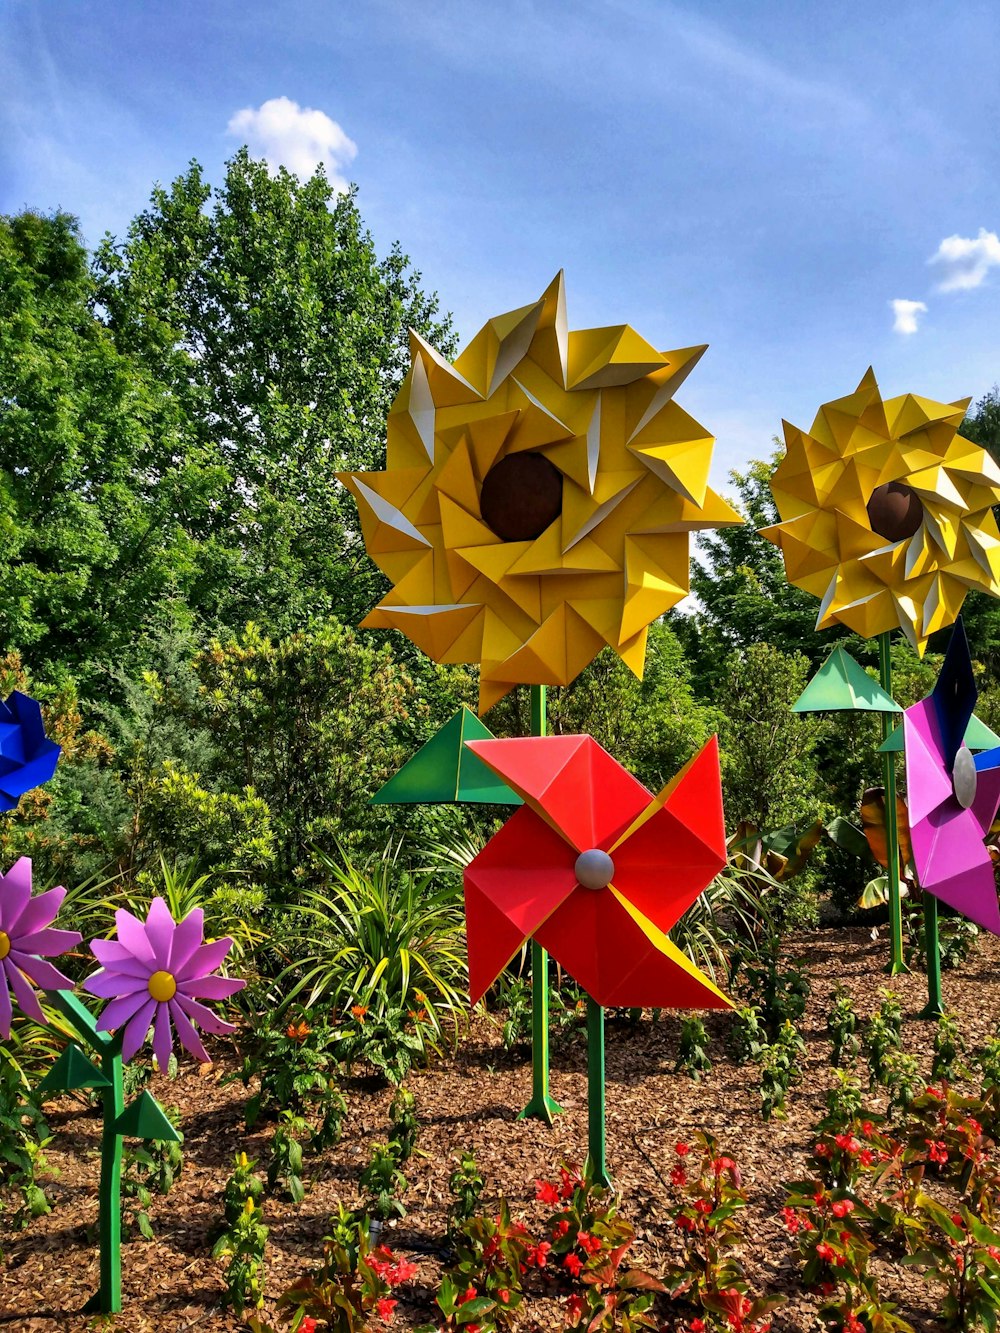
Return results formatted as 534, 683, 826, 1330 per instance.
93, 150, 455, 634
0, 211, 223, 688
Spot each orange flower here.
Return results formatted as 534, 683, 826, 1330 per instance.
285, 1020, 310, 1042
350, 1004, 368, 1022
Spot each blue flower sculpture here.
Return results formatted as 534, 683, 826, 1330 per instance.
0, 692, 61, 813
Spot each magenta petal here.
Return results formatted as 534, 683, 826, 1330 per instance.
0, 972, 12, 1039
169, 999, 210, 1063
84, 969, 149, 999
0, 857, 33, 933
114, 907, 156, 964
17, 926, 82, 955
172, 991, 236, 1035
177, 975, 245, 1001
12, 885, 66, 936
89, 939, 156, 979
143, 897, 176, 969
8, 953, 74, 992
98, 988, 155, 1032
152, 1002, 174, 1071
167, 907, 205, 975
6, 962, 45, 1023
120, 998, 157, 1063
175, 937, 234, 982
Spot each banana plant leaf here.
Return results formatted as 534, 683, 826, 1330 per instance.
727, 819, 823, 883
860, 786, 913, 874
826, 816, 872, 861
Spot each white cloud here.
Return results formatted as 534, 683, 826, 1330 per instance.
891, 298, 928, 335
227, 96, 357, 189
928, 227, 1000, 292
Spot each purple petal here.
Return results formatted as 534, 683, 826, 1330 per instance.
83, 969, 149, 999
172, 991, 236, 1035
0, 857, 33, 933
143, 897, 176, 969
120, 998, 157, 1063
0, 972, 12, 1039
89, 939, 156, 978
7, 962, 45, 1023
175, 937, 234, 982
8, 952, 74, 992
168, 999, 210, 1063
177, 975, 245, 1001
97, 989, 154, 1032
17, 926, 82, 956
152, 1002, 174, 1072
167, 907, 205, 975
11, 884, 66, 936
113, 907, 155, 965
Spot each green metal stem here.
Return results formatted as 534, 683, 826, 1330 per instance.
45, 990, 124, 1313
878, 633, 907, 975
586, 995, 608, 1187
519, 685, 562, 1124
918, 890, 944, 1020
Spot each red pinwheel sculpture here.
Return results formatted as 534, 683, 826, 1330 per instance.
904, 619, 1000, 935
464, 734, 731, 1007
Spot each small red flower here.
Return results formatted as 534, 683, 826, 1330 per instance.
815, 1242, 835, 1262
535, 1179, 560, 1205
671, 1166, 687, 1186
552, 1219, 570, 1238
376, 1296, 397, 1323
694, 1198, 712, 1214
831, 1200, 854, 1218
782, 1206, 800, 1234
690, 1321, 706, 1333
497, 1288, 511, 1304
927, 1139, 949, 1164
860, 1120, 875, 1137
712, 1155, 736, 1175
300, 1319, 318, 1333
675, 1142, 691, 1156
577, 1231, 602, 1255
858, 1149, 876, 1166
559, 1166, 581, 1199
564, 1252, 584, 1277
834, 1133, 861, 1153
533, 1241, 552, 1267
459, 1284, 478, 1304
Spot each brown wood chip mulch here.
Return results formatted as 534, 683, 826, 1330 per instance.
3, 923, 998, 1332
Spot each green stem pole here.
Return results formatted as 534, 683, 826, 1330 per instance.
919, 889, 944, 1020
519, 685, 563, 1125
586, 995, 609, 1187
878, 633, 907, 975
46, 991, 124, 1314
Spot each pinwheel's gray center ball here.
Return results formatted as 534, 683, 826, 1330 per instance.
953, 746, 978, 810
575, 848, 614, 890
866, 481, 924, 542
480, 453, 563, 542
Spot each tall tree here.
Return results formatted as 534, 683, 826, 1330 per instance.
0, 211, 223, 687
93, 150, 455, 633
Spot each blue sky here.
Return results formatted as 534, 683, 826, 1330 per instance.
2, 0, 998, 485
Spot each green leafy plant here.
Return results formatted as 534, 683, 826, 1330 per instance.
448, 1151, 485, 1238
213, 1196, 268, 1313
267, 1112, 309, 1204
862, 990, 905, 1089
388, 1086, 419, 1165
976, 1038, 1000, 1092
676, 1016, 712, 1081
334, 1004, 431, 1086
731, 933, 810, 1041
120, 1110, 184, 1241
425, 1199, 532, 1332
727, 1004, 766, 1066
933, 1011, 969, 1084
759, 1020, 805, 1121
903, 1200, 1000, 1330
360, 1141, 408, 1223
230, 1008, 345, 1137
0, 1056, 52, 1231
828, 987, 861, 1067
884, 1051, 923, 1117
223, 1151, 265, 1226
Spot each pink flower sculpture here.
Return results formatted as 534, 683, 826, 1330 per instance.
0, 857, 81, 1037
83, 897, 245, 1068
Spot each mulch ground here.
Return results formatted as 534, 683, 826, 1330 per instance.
3, 923, 998, 1332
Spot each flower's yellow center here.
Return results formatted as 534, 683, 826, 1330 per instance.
0, 931, 9, 961
148, 970, 177, 1002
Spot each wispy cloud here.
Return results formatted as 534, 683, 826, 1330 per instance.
227, 97, 357, 189
929, 228, 1000, 292
891, 299, 927, 335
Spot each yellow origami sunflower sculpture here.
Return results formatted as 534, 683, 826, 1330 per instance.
339, 273, 741, 712
762, 369, 1000, 653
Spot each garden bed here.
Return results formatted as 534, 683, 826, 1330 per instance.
3, 923, 995, 1332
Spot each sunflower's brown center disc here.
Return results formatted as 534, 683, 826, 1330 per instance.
866, 481, 924, 542
479, 453, 563, 542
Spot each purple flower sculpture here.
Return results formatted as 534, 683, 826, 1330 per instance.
0, 857, 81, 1036
0, 691, 61, 813
83, 897, 245, 1068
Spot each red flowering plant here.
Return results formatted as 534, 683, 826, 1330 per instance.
664, 1133, 782, 1332
901, 1200, 1000, 1330
901, 1085, 1000, 1213
418, 1199, 533, 1332
249, 1213, 418, 1333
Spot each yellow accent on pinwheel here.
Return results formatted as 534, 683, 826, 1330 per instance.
339, 273, 741, 712
148, 970, 177, 1002
762, 369, 1000, 654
